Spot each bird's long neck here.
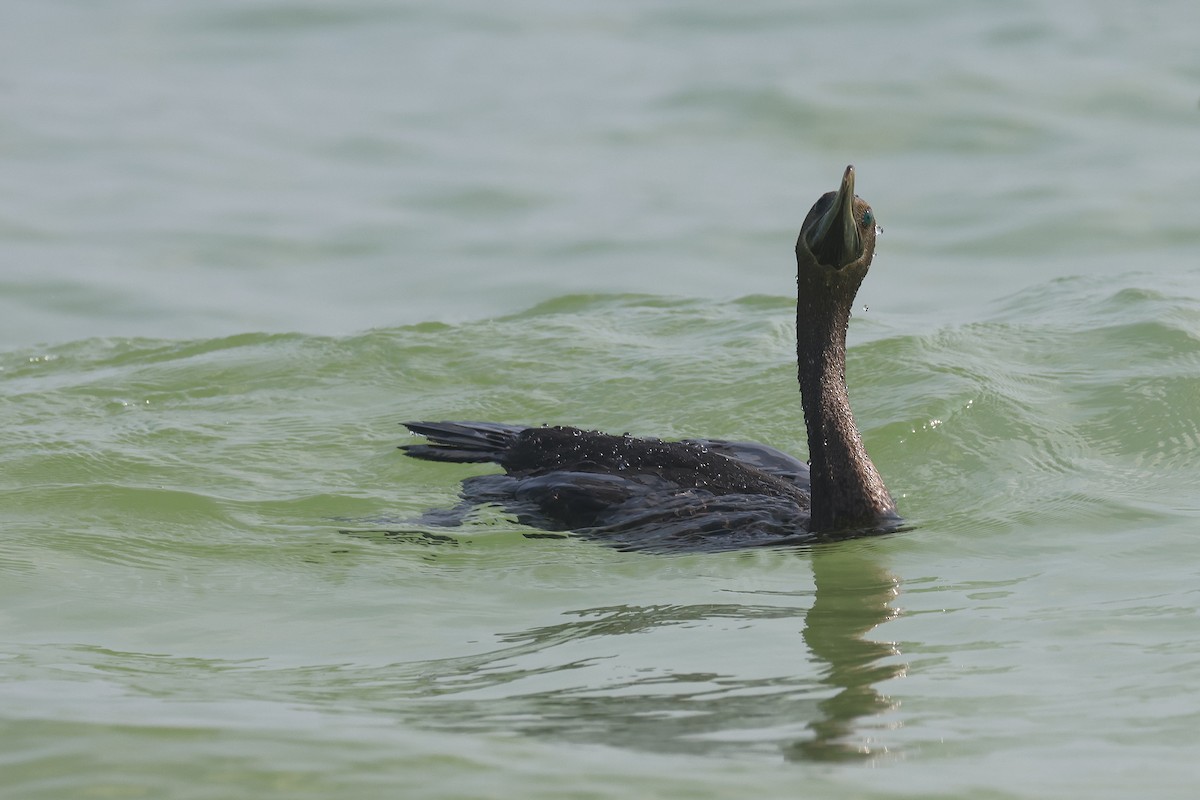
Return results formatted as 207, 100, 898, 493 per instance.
796, 271, 895, 532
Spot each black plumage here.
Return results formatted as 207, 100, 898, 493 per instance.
401, 166, 900, 552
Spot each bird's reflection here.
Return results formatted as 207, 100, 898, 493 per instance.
787, 541, 903, 761
343, 539, 906, 761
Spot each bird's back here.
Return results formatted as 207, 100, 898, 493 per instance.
402, 422, 814, 551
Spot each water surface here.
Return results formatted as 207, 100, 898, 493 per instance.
3, 1, 1200, 798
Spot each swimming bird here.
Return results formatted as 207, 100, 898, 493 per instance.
401, 166, 899, 552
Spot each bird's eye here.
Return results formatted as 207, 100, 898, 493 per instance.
861, 209, 874, 228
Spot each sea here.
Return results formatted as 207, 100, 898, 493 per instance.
3, 1, 1200, 798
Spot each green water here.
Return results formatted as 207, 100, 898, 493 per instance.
6, 283, 1200, 797
5, 0, 1200, 797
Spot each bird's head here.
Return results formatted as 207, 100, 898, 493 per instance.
795, 165, 879, 287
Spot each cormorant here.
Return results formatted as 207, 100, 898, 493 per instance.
401, 166, 900, 552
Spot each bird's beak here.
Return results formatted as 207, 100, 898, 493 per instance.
806, 165, 862, 268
